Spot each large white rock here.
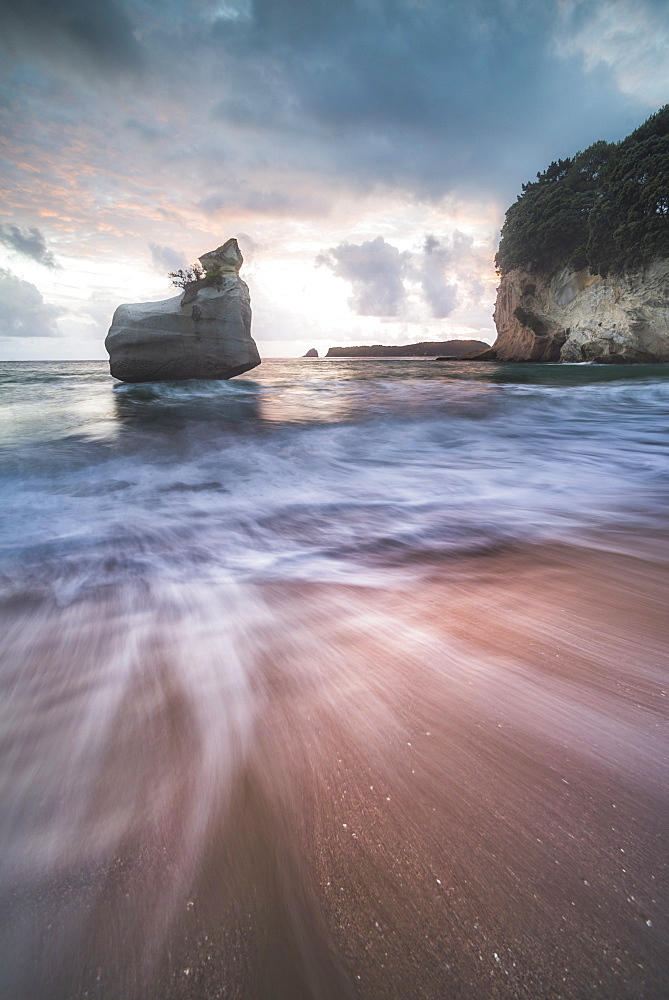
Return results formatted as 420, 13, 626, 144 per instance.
105, 240, 260, 382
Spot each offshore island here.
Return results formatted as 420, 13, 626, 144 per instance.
324, 339, 489, 358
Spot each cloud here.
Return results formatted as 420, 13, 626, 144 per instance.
416, 236, 460, 319
0, 225, 59, 268
0, 0, 143, 73
149, 243, 187, 273
194, 0, 654, 201
3, 0, 656, 215
0, 0, 663, 362
318, 231, 488, 319
235, 232, 260, 258
124, 118, 166, 142
0, 268, 61, 337
199, 187, 327, 218
555, 0, 669, 108
411, 232, 485, 318
317, 237, 409, 316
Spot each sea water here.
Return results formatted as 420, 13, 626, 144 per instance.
1, 358, 668, 999
3, 359, 668, 588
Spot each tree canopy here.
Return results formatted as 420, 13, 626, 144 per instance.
495, 106, 669, 277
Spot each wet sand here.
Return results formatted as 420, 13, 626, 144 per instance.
1, 542, 668, 999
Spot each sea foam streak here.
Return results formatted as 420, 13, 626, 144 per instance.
1, 361, 668, 597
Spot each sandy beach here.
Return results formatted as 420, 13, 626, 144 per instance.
2, 540, 667, 999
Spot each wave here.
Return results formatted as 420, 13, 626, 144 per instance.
1, 360, 668, 601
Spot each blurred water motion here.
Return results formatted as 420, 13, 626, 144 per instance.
0, 360, 668, 999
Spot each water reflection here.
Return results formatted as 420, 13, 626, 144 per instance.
112, 380, 262, 435
0, 369, 118, 448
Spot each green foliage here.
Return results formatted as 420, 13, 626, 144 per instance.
168, 261, 226, 291
201, 263, 225, 288
587, 106, 669, 275
168, 263, 205, 289
496, 106, 669, 277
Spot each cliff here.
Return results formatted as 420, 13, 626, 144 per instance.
326, 339, 490, 358
488, 106, 669, 363
480, 261, 669, 363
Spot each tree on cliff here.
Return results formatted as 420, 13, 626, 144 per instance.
169, 262, 227, 290
495, 105, 669, 277
587, 106, 669, 276
168, 263, 205, 288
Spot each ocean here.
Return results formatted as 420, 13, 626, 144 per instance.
1, 358, 668, 999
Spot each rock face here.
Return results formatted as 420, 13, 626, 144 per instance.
303, 348, 319, 357
480, 260, 669, 363
106, 239, 260, 382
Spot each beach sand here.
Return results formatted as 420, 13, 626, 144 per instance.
4, 541, 665, 998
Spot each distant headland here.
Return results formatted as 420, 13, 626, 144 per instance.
326, 339, 490, 358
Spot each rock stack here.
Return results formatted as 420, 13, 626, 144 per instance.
105, 238, 261, 382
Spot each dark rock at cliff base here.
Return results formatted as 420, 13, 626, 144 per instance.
460, 347, 500, 361
105, 239, 260, 383
303, 348, 319, 357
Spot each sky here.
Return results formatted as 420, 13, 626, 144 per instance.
0, 0, 667, 360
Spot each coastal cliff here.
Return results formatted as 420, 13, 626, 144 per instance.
482, 260, 669, 363
484, 105, 669, 362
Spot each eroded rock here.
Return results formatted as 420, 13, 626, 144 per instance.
105, 239, 260, 383
483, 260, 669, 363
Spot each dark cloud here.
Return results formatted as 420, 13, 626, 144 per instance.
318, 231, 489, 318
0, 0, 142, 73
0, 225, 59, 268
211, 93, 286, 130
0, 0, 660, 232
0, 268, 61, 337
198, 0, 650, 201
149, 243, 187, 273
317, 237, 409, 316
